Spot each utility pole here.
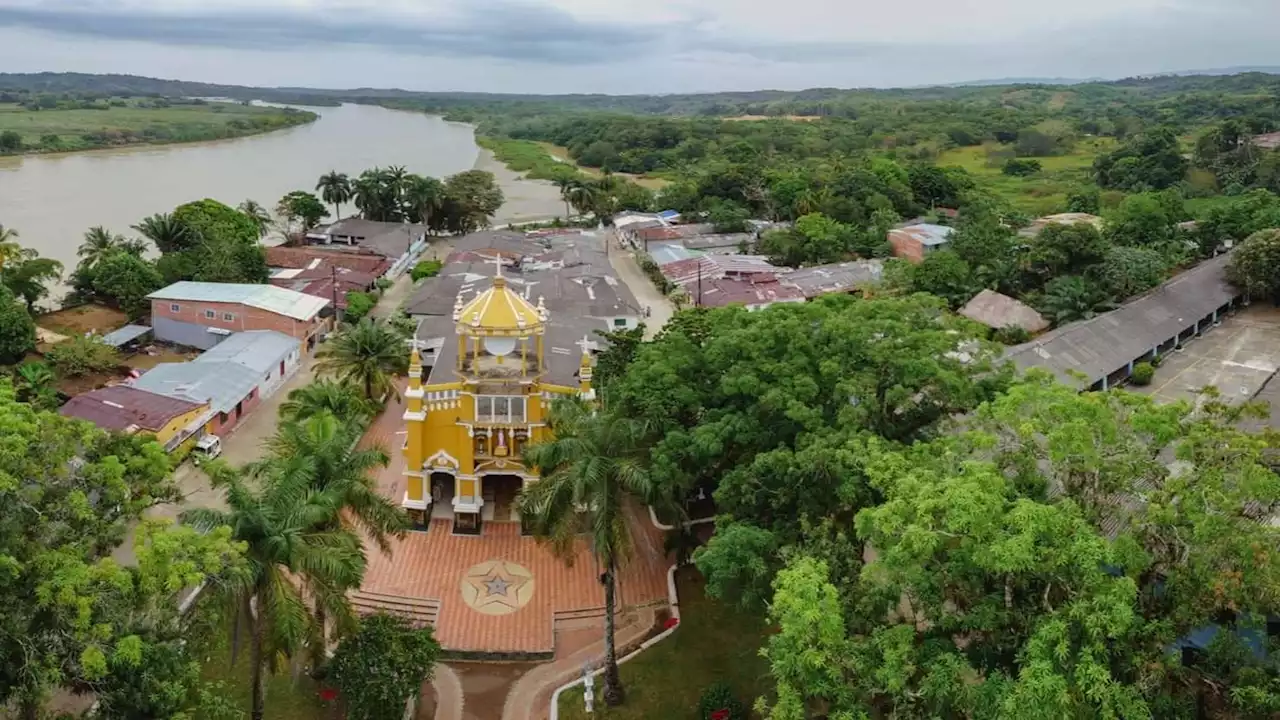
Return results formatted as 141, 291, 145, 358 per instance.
330, 264, 338, 322
696, 260, 702, 308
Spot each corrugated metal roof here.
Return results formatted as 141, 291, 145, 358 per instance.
100, 324, 153, 347
959, 290, 1049, 333
782, 260, 884, 298
195, 330, 299, 375
148, 282, 328, 321
130, 361, 261, 414
891, 223, 954, 247
1005, 253, 1241, 386
60, 385, 204, 432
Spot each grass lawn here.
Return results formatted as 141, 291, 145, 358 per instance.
535, 141, 671, 190
937, 137, 1116, 216
0, 100, 315, 153
189, 603, 330, 720
557, 568, 769, 720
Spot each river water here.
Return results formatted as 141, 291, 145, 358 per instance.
0, 103, 482, 290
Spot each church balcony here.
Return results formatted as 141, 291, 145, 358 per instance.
460, 353, 544, 380
472, 425, 530, 460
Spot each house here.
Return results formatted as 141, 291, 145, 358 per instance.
781, 260, 885, 299
888, 223, 953, 263
1252, 132, 1280, 151
269, 262, 379, 317
306, 219, 428, 277
1018, 213, 1104, 238
60, 385, 212, 453
1005, 253, 1243, 390
959, 289, 1050, 334
130, 330, 301, 435
148, 282, 329, 351
265, 245, 392, 278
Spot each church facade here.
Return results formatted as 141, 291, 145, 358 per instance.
401, 259, 600, 533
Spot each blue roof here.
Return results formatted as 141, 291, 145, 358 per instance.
649, 243, 702, 266
658, 210, 681, 220
100, 324, 152, 347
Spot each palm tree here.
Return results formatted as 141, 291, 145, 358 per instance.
132, 213, 191, 253
403, 175, 445, 228
316, 171, 353, 221
0, 224, 23, 270
13, 361, 57, 410
518, 400, 666, 707
77, 226, 124, 265
315, 319, 406, 402
182, 463, 366, 720
555, 177, 577, 220
278, 379, 376, 425
567, 184, 596, 218
238, 200, 272, 239
249, 413, 406, 662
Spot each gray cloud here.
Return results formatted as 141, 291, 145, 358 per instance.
0, 0, 897, 66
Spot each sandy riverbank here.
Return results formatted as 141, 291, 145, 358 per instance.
474, 147, 567, 225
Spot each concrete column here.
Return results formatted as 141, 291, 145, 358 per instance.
1102, 376, 1109, 391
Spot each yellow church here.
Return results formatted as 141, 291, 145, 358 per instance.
401, 264, 596, 533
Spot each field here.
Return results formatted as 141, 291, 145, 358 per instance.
478, 135, 669, 191
536, 142, 670, 190
557, 568, 769, 720
936, 137, 1118, 216
0, 100, 316, 153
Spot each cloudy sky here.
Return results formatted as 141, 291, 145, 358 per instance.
0, 0, 1275, 94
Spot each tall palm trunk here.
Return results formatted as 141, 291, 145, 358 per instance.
602, 562, 625, 705
247, 594, 268, 720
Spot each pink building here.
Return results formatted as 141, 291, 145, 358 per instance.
147, 282, 330, 351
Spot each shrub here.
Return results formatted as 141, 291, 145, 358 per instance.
638, 253, 676, 294
993, 325, 1032, 345
410, 259, 444, 281
331, 614, 441, 720
1130, 361, 1155, 386
1002, 158, 1043, 176
698, 681, 746, 720
375, 277, 393, 291
344, 291, 376, 323
46, 336, 121, 378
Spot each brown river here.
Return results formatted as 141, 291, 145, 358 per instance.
0, 103, 485, 294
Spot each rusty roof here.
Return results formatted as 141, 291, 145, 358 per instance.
60, 385, 205, 433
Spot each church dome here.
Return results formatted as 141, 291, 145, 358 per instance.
455, 273, 546, 336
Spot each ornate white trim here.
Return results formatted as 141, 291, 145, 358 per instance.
402, 492, 429, 511
424, 448, 461, 470
402, 410, 426, 422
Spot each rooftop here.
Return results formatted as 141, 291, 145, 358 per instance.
1019, 213, 1104, 238
782, 260, 884, 298
890, 223, 954, 247
691, 276, 806, 308
60, 385, 205, 433
959, 289, 1050, 334
313, 219, 426, 259
264, 245, 392, 277
130, 361, 262, 414
100, 324, 153, 348
149, 282, 328, 321
194, 330, 300, 375
1005, 253, 1241, 386
1254, 132, 1280, 150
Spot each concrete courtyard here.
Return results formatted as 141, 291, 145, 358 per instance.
1137, 304, 1280, 405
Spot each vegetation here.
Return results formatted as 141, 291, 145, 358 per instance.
315, 318, 407, 401
0, 285, 35, 363
344, 291, 376, 322
410, 259, 443, 281
1131, 360, 1156, 385
45, 335, 122, 377
329, 613, 441, 720
520, 399, 670, 706
0, 97, 315, 154
557, 569, 768, 720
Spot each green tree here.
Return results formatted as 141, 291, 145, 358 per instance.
250, 413, 405, 662
903, 249, 975, 308
1227, 228, 1280, 298
0, 286, 36, 363
692, 523, 778, 612
1, 254, 62, 312
316, 171, 353, 220
1037, 275, 1114, 323
403, 174, 446, 227
0, 224, 22, 270
0, 130, 22, 152
330, 614, 441, 720
1065, 185, 1102, 214
132, 213, 193, 254
315, 319, 406, 402
276, 190, 330, 234
440, 170, 504, 233
181, 463, 366, 720
1104, 191, 1182, 247
278, 379, 375, 425
1094, 126, 1188, 191
1095, 245, 1168, 299
1026, 221, 1110, 282
344, 290, 376, 323
520, 400, 666, 706
78, 226, 128, 267
758, 212, 853, 266
46, 335, 121, 377
237, 199, 272, 239
12, 361, 57, 410
91, 251, 166, 319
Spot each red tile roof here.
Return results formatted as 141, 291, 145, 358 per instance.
60, 385, 205, 433
264, 246, 391, 277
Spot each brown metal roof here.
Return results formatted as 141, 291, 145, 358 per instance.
264, 246, 391, 277
60, 385, 205, 433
